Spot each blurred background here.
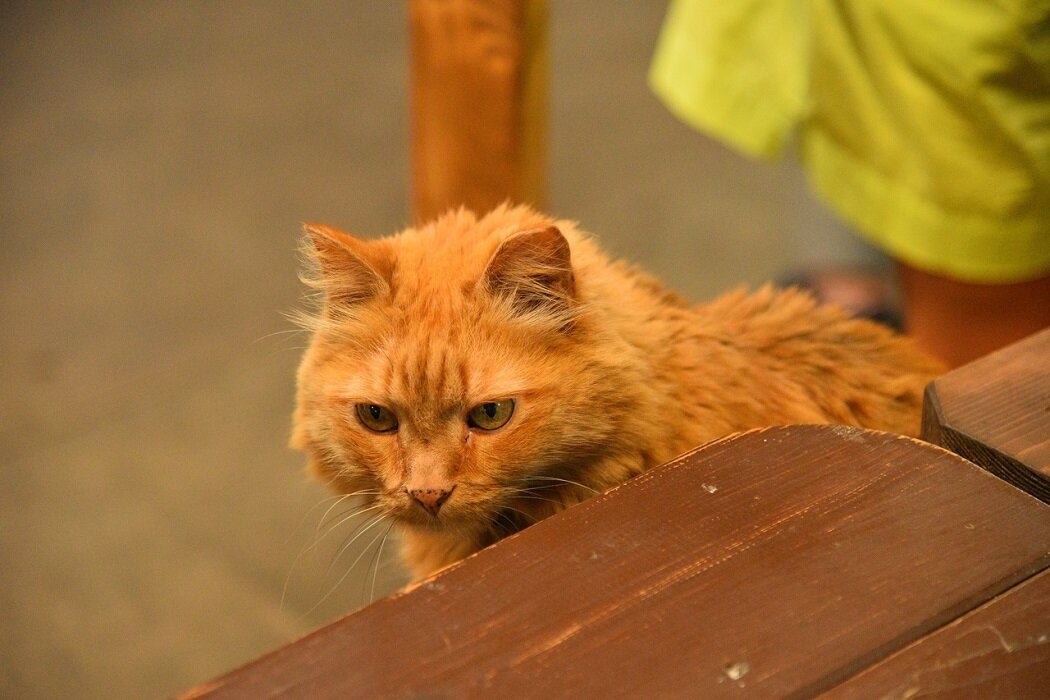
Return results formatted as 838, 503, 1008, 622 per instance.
1, 3, 856, 698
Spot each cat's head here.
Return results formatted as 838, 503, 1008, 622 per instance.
292, 206, 635, 540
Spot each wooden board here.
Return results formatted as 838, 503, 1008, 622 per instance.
410, 0, 547, 222
183, 425, 1050, 699
923, 328, 1050, 504
822, 567, 1050, 698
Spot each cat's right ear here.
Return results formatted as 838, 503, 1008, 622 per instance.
302, 223, 389, 305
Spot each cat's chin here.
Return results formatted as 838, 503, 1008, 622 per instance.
391, 504, 500, 539
396, 516, 486, 542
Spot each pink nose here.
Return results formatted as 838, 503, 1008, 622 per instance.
408, 488, 453, 516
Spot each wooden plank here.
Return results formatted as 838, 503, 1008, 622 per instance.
410, 0, 547, 222
922, 328, 1050, 504
822, 567, 1050, 699
183, 425, 1050, 699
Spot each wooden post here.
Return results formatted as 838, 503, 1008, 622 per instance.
410, 0, 547, 223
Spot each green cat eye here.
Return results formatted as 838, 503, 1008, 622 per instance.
467, 400, 515, 431
355, 403, 398, 433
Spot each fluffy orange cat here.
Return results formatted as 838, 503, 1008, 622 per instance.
292, 205, 943, 580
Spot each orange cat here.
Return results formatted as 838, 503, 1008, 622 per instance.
292, 205, 943, 580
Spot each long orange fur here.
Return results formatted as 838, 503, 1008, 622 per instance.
292, 205, 944, 580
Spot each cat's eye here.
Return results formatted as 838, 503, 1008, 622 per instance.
467, 400, 515, 431
355, 403, 398, 433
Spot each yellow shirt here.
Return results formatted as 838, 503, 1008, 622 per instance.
650, 0, 1050, 283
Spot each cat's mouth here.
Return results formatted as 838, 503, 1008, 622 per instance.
384, 488, 466, 529
392, 507, 487, 536
384, 485, 533, 537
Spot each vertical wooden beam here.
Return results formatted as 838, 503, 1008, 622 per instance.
410, 0, 547, 223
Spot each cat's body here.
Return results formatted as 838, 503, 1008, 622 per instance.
293, 205, 943, 580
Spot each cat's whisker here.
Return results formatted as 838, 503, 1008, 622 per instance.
496, 514, 517, 536
252, 334, 315, 357
267, 344, 312, 356
317, 507, 385, 566
317, 497, 388, 531
281, 495, 368, 605
306, 516, 391, 618
511, 481, 578, 493
281, 501, 387, 612
496, 487, 560, 507
323, 512, 390, 582
497, 485, 565, 504
487, 511, 517, 539
251, 327, 307, 346
509, 494, 565, 508
359, 524, 383, 607
519, 475, 601, 495
315, 490, 383, 539
315, 503, 387, 545
313, 493, 356, 539
338, 488, 383, 496
282, 491, 358, 547
499, 484, 567, 501
367, 522, 395, 605
500, 505, 539, 523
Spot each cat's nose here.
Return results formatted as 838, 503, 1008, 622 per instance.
408, 487, 453, 516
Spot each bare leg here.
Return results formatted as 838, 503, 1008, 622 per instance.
898, 262, 1050, 368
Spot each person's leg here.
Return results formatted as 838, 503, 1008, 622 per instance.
898, 262, 1050, 368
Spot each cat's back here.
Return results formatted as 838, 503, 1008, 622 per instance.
684, 285, 944, 436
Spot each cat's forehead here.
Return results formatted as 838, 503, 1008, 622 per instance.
386, 207, 560, 297
339, 333, 528, 410
388, 229, 497, 302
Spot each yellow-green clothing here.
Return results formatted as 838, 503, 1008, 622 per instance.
650, 0, 1050, 283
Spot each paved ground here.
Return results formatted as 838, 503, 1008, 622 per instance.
1, 3, 861, 698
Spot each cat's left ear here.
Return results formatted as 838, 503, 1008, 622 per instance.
483, 226, 576, 324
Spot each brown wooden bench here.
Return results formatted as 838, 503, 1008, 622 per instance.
923, 327, 1050, 505
183, 330, 1050, 698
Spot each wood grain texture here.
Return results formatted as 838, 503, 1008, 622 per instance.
410, 0, 547, 222
183, 426, 1050, 699
821, 568, 1050, 699
922, 328, 1050, 504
